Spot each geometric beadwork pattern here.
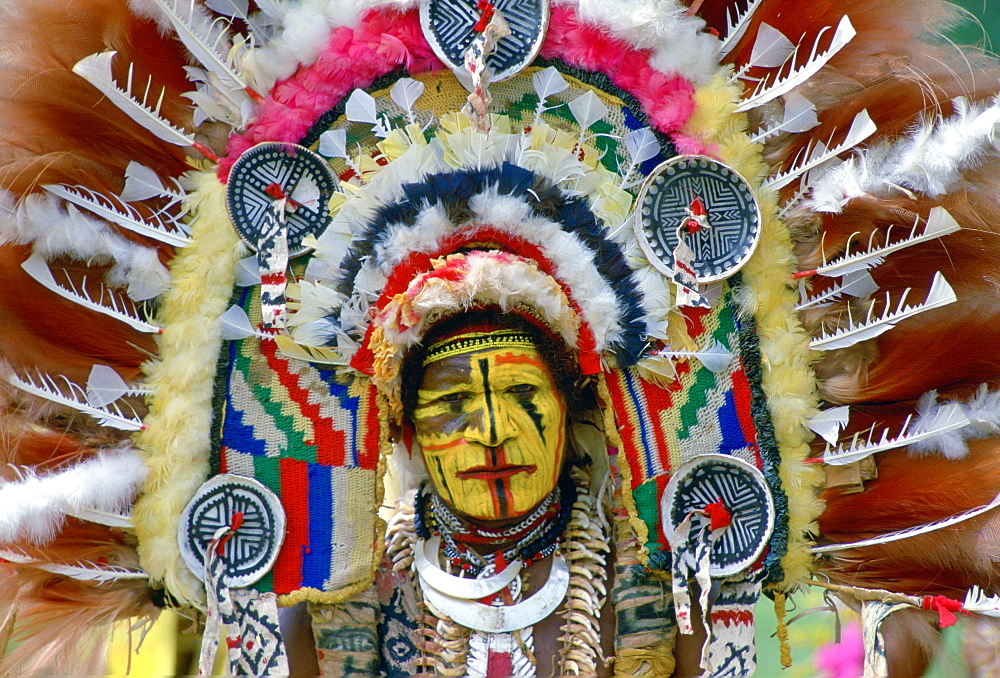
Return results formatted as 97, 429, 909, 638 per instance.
419, 0, 548, 81
178, 474, 285, 588
662, 455, 774, 577
604, 287, 766, 556
215, 286, 382, 597
636, 156, 761, 282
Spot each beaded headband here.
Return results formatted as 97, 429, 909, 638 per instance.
423, 329, 537, 366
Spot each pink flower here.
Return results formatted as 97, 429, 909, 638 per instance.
815, 622, 864, 678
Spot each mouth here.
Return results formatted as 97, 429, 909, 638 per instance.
457, 464, 537, 480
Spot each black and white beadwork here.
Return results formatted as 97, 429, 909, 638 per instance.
662, 455, 775, 578
419, 0, 548, 81
636, 155, 761, 282
178, 474, 286, 587
226, 142, 337, 257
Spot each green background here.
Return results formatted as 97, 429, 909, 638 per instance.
951, 0, 1000, 51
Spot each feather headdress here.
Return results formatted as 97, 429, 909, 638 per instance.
2, 0, 1000, 674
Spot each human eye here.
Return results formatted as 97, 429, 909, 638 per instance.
506, 384, 537, 396
437, 391, 471, 403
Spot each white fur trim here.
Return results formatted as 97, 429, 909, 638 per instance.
554, 0, 720, 84
0, 192, 171, 300
808, 94, 1000, 212
0, 447, 148, 545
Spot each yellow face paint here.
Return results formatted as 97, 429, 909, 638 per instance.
413, 345, 567, 522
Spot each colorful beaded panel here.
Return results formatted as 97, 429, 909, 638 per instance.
213, 287, 382, 598
606, 287, 783, 574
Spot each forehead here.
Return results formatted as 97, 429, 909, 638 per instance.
419, 346, 551, 389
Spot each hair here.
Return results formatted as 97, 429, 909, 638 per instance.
400, 308, 595, 419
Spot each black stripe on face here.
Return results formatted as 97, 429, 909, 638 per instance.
519, 398, 546, 441
494, 477, 508, 516
478, 358, 497, 445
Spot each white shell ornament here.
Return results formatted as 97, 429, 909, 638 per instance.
636, 155, 762, 282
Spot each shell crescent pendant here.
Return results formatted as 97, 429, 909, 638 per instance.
414, 536, 523, 599
420, 552, 570, 633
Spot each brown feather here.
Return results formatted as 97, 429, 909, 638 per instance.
818, 438, 1000, 596
0, 0, 197, 199
0, 520, 157, 675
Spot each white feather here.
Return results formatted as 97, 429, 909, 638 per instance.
0, 192, 171, 301
645, 340, 734, 373
905, 386, 1000, 459
0, 447, 148, 544
751, 91, 819, 144
814, 207, 960, 277
532, 66, 569, 124
796, 269, 878, 311
20, 253, 161, 334
765, 109, 876, 191
390, 78, 425, 124
620, 127, 660, 188
811, 272, 957, 350
121, 161, 186, 205
964, 586, 1000, 617
72, 51, 197, 149
319, 129, 348, 159
148, 0, 254, 96
747, 23, 794, 69
806, 406, 851, 446
822, 402, 969, 466
717, 0, 765, 57
235, 255, 263, 287
219, 304, 271, 340
809, 93, 1000, 211
568, 90, 610, 134
812, 490, 1000, 553
0, 549, 148, 582
86, 365, 150, 408
737, 16, 856, 112
7, 370, 145, 432
44, 183, 192, 249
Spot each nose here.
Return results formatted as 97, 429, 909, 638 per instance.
464, 395, 518, 447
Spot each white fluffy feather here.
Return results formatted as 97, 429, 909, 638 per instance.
908, 385, 1000, 459
808, 94, 1000, 212
0, 191, 171, 301
0, 447, 148, 545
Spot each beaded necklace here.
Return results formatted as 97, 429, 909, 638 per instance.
415, 470, 576, 574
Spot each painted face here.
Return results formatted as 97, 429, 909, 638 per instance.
413, 345, 568, 522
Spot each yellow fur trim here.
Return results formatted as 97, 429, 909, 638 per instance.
277, 578, 374, 607
685, 71, 824, 591
133, 171, 245, 608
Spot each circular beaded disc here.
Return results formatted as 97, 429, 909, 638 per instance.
226, 142, 337, 258
635, 155, 761, 282
661, 454, 775, 578
419, 0, 549, 82
178, 474, 286, 587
